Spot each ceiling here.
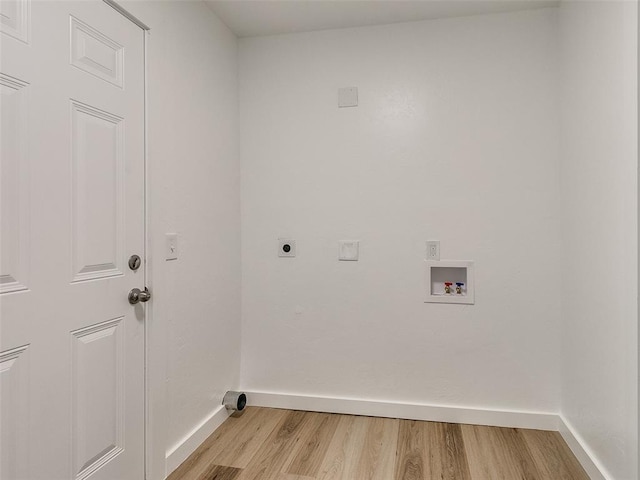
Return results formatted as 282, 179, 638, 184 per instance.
204, 0, 559, 38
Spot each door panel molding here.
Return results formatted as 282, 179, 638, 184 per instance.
71, 317, 125, 480
0, 345, 30, 480
70, 15, 124, 88
70, 99, 125, 284
0, 73, 30, 294
0, 0, 31, 44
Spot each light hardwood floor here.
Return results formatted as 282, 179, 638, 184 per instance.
167, 407, 589, 480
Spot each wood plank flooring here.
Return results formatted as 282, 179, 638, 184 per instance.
167, 407, 589, 480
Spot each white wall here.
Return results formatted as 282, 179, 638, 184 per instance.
559, 1, 638, 479
119, 2, 241, 479
107, 3, 638, 479
239, 9, 562, 414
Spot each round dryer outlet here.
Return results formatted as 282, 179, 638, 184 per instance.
278, 238, 296, 257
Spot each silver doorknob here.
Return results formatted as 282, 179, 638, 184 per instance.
128, 287, 151, 305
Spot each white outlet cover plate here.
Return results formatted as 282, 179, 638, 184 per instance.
278, 238, 296, 257
426, 240, 440, 261
338, 87, 358, 108
166, 233, 178, 260
339, 240, 359, 261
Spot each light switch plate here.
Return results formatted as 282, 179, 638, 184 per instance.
166, 233, 178, 260
339, 241, 359, 261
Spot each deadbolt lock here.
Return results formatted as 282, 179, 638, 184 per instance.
128, 254, 142, 271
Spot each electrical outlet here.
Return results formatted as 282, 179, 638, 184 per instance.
278, 238, 296, 257
426, 240, 440, 261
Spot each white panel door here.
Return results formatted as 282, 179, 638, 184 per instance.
0, 1, 146, 479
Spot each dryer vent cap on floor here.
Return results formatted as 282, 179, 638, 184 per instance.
223, 391, 247, 412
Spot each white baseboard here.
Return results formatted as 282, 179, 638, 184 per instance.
162, 392, 609, 480
245, 390, 559, 431
558, 415, 610, 480
165, 405, 230, 475
249, 391, 615, 479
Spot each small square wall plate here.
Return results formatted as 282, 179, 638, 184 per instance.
278, 238, 296, 257
425, 260, 474, 304
338, 87, 358, 107
339, 240, 359, 261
